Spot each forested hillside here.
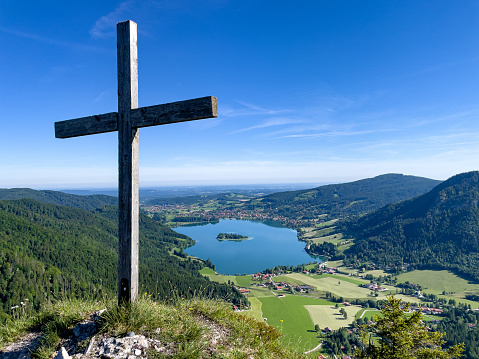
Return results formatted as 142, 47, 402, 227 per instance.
342, 171, 479, 281
246, 173, 440, 219
0, 188, 117, 211
0, 198, 244, 322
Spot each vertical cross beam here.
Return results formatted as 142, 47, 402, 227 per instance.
117, 20, 139, 304
54, 20, 218, 306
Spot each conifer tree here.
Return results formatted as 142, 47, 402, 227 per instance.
356, 296, 464, 359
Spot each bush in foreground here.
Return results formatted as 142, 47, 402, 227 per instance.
356, 296, 464, 359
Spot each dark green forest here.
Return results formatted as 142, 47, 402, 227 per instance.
245, 173, 440, 220
0, 196, 245, 321
342, 171, 479, 281
0, 188, 117, 211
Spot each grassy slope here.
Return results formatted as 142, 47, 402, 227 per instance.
1, 297, 307, 359
259, 295, 333, 352
396, 270, 479, 307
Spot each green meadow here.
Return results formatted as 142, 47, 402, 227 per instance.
305, 304, 361, 330
238, 296, 263, 321
258, 295, 333, 352
396, 270, 479, 308
200, 267, 479, 354
286, 273, 383, 299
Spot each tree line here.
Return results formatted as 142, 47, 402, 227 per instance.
0, 198, 246, 322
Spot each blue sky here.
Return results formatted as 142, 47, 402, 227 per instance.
2, 1, 479, 189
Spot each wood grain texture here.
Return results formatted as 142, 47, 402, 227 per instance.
55, 97, 217, 138
55, 112, 118, 138
117, 20, 139, 304
131, 96, 218, 128
54, 19, 219, 305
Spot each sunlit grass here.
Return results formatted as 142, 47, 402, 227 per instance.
1, 296, 307, 359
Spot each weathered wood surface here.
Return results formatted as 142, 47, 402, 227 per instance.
117, 20, 139, 304
54, 20, 219, 304
54, 112, 118, 138
55, 97, 217, 139
131, 96, 218, 128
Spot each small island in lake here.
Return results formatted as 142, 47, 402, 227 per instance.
216, 232, 250, 241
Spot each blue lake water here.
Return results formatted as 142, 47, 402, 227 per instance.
175, 219, 318, 275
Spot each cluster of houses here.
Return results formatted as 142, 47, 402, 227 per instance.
264, 281, 315, 293
252, 272, 276, 281
316, 265, 338, 275
204, 208, 307, 227
414, 306, 444, 315
144, 202, 314, 227
143, 203, 186, 212
362, 282, 388, 292
349, 261, 412, 273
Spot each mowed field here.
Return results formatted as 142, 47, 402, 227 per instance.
396, 270, 478, 295
286, 273, 388, 299
258, 295, 333, 352
396, 270, 479, 308
200, 267, 479, 354
305, 304, 361, 331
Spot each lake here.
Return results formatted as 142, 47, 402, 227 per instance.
175, 219, 319, 275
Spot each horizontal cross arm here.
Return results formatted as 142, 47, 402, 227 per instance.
54, 96, 217, 139
131, 96, 218, 128
55, 112, 118, 139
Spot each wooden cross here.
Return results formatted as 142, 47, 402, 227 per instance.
54, 20, 218, 304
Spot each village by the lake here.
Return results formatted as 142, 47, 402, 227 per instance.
2, 2, 479, 358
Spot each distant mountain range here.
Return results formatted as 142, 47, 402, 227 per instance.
342, 171, 479, 281
5, 171, 479, 320
0, 188, 117, 211
247, 173, 441, 219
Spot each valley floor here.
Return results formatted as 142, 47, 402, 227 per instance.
201, 265, 479, 355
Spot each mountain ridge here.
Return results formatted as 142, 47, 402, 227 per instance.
0, 188, 117, 211
342, 171, 479, 281
247, 173, 441, 219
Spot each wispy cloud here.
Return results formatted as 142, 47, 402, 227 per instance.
231, 117, 310, 134
0, 27, 106, 53
94, 91, 109, 103
274, 128, 396, 140
90, 1, 134, 38
221, 100, 290, 117
40, 66, 68, 84
188, 118, 223, 130
394, 56, 479, 80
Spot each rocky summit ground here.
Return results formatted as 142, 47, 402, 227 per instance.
0, 309, 241, 359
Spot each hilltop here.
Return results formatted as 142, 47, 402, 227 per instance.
342, 171, 479, 281
248, 173, 441, 219
0, 188, 117, 211
144, 173, 441, 228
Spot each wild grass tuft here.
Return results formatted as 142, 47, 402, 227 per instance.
3, 295, 307, 358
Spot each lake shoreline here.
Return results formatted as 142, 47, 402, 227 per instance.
175, 218, 320, 275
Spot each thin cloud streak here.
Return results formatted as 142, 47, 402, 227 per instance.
90, 0, 134, 38
221, 100, 291, 117
274, 128, 396, 140
0, 27, 107, 53
230, 117, 310, 134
